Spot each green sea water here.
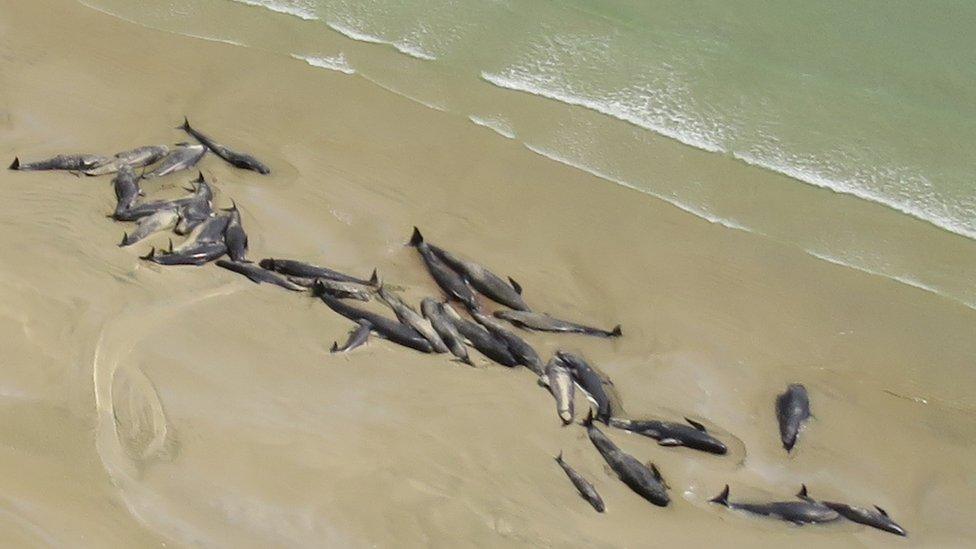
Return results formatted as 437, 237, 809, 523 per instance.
78, 0, 976, 308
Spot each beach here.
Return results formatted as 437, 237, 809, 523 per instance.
1, 0, 975, 546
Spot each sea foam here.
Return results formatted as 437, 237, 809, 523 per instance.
526, 141, 975, 311
804, 249, 975, 311
291, 53, 356, 75
78, 1, 246, 47
481, 71, 724, 154
483, 69, 976, 242
736, 151, 976, 241
327, 20, 437, 61
230, 0, 317, 21
467, 115, 516, 139
523, 143, 751, 233
360, 75, 447, 112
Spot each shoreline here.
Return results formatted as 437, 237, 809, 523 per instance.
1, 0, 975, 546
74, 0, 976, 313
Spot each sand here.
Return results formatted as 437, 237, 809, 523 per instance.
0, 0, 974, 546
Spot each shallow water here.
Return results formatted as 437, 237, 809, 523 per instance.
1, 0, 975, 546
76, 0, 976, 312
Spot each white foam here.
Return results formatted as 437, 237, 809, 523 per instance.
230, 0, 317, 21
523, 143, 751, 233
185, 33, 245, 47
360, 75, 447, 112
526, 140, 975, 312
391, 41, 437, 62
481, 71, 724, 154
78, 1, 246, 47
804, 249, 975, 311
467, 115, 516, 139
663, 197, 753, 233
482, 69, 976, 243
327, 20, 437, 61
290, 53, 356, 75
735, 151, 976, 241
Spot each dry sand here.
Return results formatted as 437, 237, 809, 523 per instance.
0, 0, 974, 546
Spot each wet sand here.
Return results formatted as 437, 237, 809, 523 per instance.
1, 0, 974, 546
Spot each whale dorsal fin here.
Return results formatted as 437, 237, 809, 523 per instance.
508, 276, 523, 294
797, 484, 809, 499
408, 226, 424, 247
875, 506, 889, 517
685, 417, 707, 432
649, 463, 669, 489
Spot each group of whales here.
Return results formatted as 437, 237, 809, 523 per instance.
9, 119, 905, 538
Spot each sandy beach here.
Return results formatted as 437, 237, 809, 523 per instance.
1, 0, 975, 546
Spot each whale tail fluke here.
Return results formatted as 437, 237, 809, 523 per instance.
709, 485, 731, 507
582, 409, 595, 428
177, 116, 191, 131
310, 280, 326, 299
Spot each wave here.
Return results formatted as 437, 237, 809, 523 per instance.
79, 1, 247, 47
736, 151, 976, 241
467, 115, 516, 139
523, 143, 751, 232
291, 53, 356, 75
229, 0, 317, 21
184, 33, 245, 47
523, 138, 976, 312
482, 70, 976, 243
326, 20, 437, 61
481, 71, 723, 154
804, 249, 974, 311
360, 75, 447, 112
526, 143, 975, 311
